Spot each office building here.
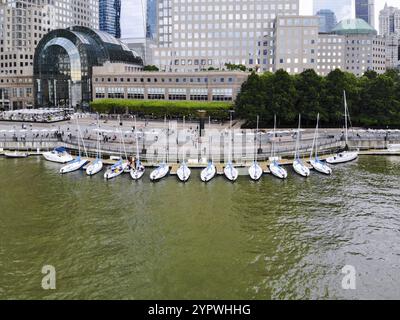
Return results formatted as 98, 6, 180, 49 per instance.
99, 0, 121, 38
146, 0, 158, 40
317, 34, 346, 76
316, 9, 337, 33
33, 26, 143, 109
0, 0, 99, 110
275, 16, 320, 74
385, 33, 400, 69
355, 0, 375, 28
379, 4, 400, 36
332, 18, 386, 76
313, 0, 353, 22
153, 0, 300, 72
92, 65, 248, 102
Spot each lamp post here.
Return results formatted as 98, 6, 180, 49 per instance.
197, 109, 207, 137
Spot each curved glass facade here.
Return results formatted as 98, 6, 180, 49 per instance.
34, 26, 143, 109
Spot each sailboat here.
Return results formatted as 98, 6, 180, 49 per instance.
177, 117, 191, 182
309, 113, 332, 175
200, 123, 216, 182
104, 129, 129, 180
248, 115, 263, 181
292, 114, 310, 177
269, 115, 288, 179
224, 112, 238, 182
150, 117, 170, 181
60, 118, 88, 174
326, 91, 359, 164
130, 132, 145, 180
86, 116, 104, 176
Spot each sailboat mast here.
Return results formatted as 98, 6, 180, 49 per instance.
136, 135, 140, 162
295, 114, 301, 160
182, 116, 185, 164
229, 112, 233, 163
208, 116, 212, 163
121, 130, 128, 160
315, 113, 320, 159
344, 90, 348, 146
271, 114, 276, 158
75, 118, 81, 157
255, 115, 259, 162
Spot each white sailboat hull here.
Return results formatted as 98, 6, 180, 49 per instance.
130, 165, 145, 180
104, 162, 128, 180
224, 163, 238, 182
200, 163, 216, 182
293, 159, 310, 177
310, 159, 332, 175
269, 162, 288, 179
5, 151, 29, 158
43, 151, 73, 163
86, 160, 103, 176
60, 158, 88, 174
150, 164, 169, 181
177, 164, 191, 182
249, 162, 263, 181
326, 151, 358, 164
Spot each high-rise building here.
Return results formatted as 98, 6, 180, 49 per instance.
317, 34, 346, 76
0, 0, 99, 109
313, 0, 353, 22
153, 0, 300, 72
379, 4, 400, 36
316, 9, 337, 33
99, 0, 121, 38
355, 0, 375, 28
385, 34, 400, 69
332, 18, 386, 76
146, 0, 158, 40
275, 16, 319, 74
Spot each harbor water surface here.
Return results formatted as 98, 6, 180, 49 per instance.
1, 156, 400, 299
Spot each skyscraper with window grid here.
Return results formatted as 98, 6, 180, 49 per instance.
99, 0, 121, 38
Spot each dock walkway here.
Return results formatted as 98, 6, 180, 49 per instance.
1, 149, 399, 169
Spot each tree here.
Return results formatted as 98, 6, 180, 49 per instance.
294, 69, 323, 126
235, 68, 400, 128
225, 63, 247, 72
143, 65, 159, 71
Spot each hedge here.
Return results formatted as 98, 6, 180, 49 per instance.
90, 99, 233, 120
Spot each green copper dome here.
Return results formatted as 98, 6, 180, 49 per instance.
332, 18, 377, 36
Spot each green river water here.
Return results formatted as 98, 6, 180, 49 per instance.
0, 156, 399, 300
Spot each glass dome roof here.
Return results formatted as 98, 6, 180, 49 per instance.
332, 18, 377, 36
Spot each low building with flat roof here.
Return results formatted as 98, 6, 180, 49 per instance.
92, 63, 249, 102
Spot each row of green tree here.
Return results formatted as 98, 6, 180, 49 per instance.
235, 69, 400, 128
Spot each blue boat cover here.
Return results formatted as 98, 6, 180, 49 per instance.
55, 147, 66, 153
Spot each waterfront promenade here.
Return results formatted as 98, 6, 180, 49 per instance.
1, 114, 399, 165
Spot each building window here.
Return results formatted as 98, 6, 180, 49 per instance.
95, 87, 106, 99
127, 88, 144, 99
148, 88, 165, 99
212, 88, 233, 101
107, 87, 124, 99
148, 94, 165, 100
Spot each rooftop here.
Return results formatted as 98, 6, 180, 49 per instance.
332, 18, 377, 36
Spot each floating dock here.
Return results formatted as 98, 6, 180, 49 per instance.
1, 149, 399, 170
